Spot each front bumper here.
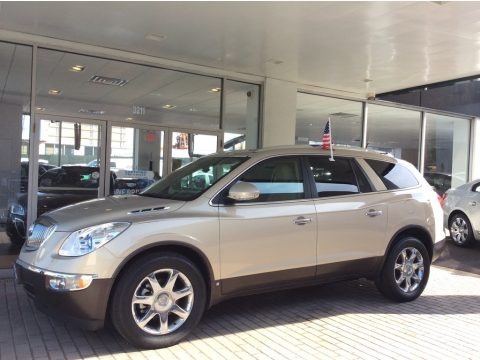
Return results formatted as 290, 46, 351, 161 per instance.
432, 237, 447, 262
15, 259, 113, 331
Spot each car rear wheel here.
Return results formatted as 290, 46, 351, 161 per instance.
110, 253, 206, 349
375, 237, 430, 302
449, 213, 475, 247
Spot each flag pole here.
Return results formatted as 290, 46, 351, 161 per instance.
329, 117, 335, 161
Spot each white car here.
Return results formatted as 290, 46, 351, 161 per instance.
443, 179, 480, 247
15, 146, 446, 349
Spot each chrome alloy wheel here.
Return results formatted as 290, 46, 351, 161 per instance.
131, 269, 194, 335
394, 247, 424, 293
450, 217, 469, 244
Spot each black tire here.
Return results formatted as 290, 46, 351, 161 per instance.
449, 213, 475, 248
110, 253, 206, 349
8, 233, 25, 247
375, 237, 430, 302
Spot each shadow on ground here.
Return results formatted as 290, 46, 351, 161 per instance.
434, 238, 480, 275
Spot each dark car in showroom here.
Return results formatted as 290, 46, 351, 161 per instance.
19, 161, 57, 193
7, 165, 115, 245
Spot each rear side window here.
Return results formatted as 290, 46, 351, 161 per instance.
307, 156, 367, 197
365, 159, 419, 190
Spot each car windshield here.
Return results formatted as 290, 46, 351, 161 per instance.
141, 156, 249, 201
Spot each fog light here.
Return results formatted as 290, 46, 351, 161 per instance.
47, 274, 93, 291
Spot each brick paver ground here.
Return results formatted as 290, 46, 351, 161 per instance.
1, 265, 479, 360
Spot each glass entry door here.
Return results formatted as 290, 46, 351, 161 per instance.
107, 124, 165, 196
171, 131, 219, 172
25, 116, 107, 235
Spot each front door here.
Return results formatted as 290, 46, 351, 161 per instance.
218, 156, 317, 295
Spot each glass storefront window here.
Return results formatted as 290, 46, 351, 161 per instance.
36, 48, 222, 130
0, 42, 32, 250
171, 132, 218, 171
296, 93, 363, 147
223, 80, 260, 150
367, 104, 421, 167
424, 114, 470, 194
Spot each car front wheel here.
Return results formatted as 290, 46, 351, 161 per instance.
110, 253, 206, 349
449, 213, 475, 247
376, 237, 430, 302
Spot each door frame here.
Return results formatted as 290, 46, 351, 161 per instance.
28, 114, 107, 231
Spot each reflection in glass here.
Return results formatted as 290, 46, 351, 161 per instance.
296, 93, 363, 147
424, 114, 470, 193
224, 80, 260, 150
171, 132, 217, 171
110, 126, 164, 195
36, 48, 221, 130
0, 42, 32, 249
367, 105, 421, 167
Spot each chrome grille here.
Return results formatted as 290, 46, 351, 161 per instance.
25, 219, 56, 251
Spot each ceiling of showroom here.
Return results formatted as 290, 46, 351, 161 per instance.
0, 1, 479, 97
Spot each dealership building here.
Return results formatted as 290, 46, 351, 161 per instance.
0, 2, 479, 263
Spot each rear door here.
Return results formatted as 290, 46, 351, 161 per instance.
307, 156, 388, 277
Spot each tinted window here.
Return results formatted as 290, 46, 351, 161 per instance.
39, 166, 101, 188
307, 157, 362, 197
366, 159, 419, 190
236, 156, 304, 202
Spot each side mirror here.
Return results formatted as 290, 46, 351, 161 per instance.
227, 182, 260, 202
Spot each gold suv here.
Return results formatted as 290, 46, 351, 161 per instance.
15, 146, 446, 349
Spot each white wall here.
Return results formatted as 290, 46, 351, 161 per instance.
262, 78, 297, 147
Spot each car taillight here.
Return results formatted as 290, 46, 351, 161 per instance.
438, 193, 446, 208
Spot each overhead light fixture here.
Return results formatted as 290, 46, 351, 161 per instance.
89, 75, 128, 87
266, 58, 283, 65
189, 108, 197, 112
35, 107, 45, 111
209, 87, 221, 93
78, 108, 106, 115
70, 65, 85, 72
48, 89, 62, 95
329, 112, 358, 118
125, 117, 134, 121
162, 104, 176, 109
145, 34, 167, 42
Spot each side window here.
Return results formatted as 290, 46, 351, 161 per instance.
365, 159, 419, 190
351, 160, 373, 193
237, 157, 304, 202
307, 156, 362, 197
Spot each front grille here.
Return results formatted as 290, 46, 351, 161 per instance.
25, 219, 56, 251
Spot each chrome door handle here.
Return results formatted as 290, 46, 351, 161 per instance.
469, 201, 477, 206
366, 209, 383, 217
294, 216, 312, 225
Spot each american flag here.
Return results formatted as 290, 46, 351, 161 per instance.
322, 119, 331, 150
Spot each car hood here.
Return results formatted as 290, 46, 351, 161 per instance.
43, 195, 186, 231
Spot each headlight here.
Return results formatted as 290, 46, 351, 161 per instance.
10, 203, 25, 216
59, 222, 130, 257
